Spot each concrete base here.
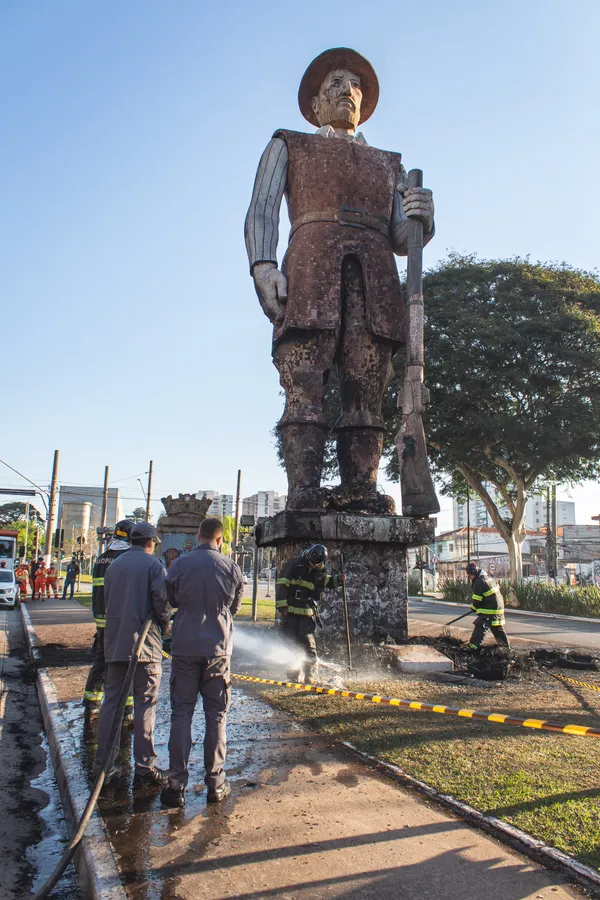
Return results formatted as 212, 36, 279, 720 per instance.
256, 510, 435, 641
386, 644, 454, 673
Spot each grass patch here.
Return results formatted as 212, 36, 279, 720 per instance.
260, 670, 600, 870
237, 596, 276, 621
76, 595, 276, 620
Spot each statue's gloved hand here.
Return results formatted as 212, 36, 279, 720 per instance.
252, 262, 288, 325
402, 187, 434, 232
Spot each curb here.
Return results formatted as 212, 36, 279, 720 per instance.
342, 741, 600, 897
20, 604, 127, 900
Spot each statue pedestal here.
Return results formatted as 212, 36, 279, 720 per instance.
255, 511, 435, 641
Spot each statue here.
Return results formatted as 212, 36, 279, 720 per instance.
245, 48, 438, 515
156, 494, 212, 556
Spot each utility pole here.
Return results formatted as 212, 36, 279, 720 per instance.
99, 465, 109, 553
24, 501, 30, 562
146, 460, 153, 522
44, 450, 59, 562
233, 469, 241, 564
252, 543, 259, 622
551, 483, 557, 583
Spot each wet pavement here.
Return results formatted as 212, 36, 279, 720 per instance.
22, 600, 585, 898
52, 634, 579, 900
0, 608, 81, 899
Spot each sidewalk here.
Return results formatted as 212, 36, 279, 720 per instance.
27, 599, 581, 899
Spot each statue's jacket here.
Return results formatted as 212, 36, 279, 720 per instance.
274, 129, 405, 348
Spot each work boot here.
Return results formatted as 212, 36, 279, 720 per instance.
97, 764, 123, 787
207, 778, 231, 804
160, 784, 185, 808
133, 766, 170, 788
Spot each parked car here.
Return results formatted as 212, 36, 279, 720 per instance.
0, 570, 19, 608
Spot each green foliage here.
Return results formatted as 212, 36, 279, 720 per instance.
2, 519, 43, 558
408, 573, 422, 595
385, 254, 600, 489
507, 581, 600, 617
438, 578, 472, 604
126, 507, 147, 522
440, 577, 600, 617
0, 502, 44, 528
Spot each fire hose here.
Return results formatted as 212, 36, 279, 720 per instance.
31, 616, 154, 900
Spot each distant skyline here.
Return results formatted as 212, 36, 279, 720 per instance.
2, 1, 599, 533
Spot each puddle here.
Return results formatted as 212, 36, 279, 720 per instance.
26, 735, 82, 898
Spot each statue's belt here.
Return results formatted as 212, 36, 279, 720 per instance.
290, 206, 390, 239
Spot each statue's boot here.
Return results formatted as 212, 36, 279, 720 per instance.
279, 423, 331, 509
336, 427, 396, 515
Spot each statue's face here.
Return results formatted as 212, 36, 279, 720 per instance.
311, 68, 362, 130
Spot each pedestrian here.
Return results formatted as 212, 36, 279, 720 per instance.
30, 556, 42, 599
62, 558, 79, 599
465, 562, 510, 650
83, 521, 133, 716
275, 543, 344, 683
160, 517, 243, 809
46, 560, 59, 598
93, 522, 172, 787
34, 562, 48, 601
15, 562, 29, 600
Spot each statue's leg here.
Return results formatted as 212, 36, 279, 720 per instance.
336, 256, 393, 492
273, 332, 337, 503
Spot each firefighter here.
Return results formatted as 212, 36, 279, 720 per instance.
15, 562, 29, 600
465, 562, 510, 650
47, 560, 59, 598
34, 562, 48, 601
275, 543, 344, 683
83, 520, 134, 717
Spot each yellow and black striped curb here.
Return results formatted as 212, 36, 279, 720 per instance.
232, 673, 600, 738
549, 671, 600, 693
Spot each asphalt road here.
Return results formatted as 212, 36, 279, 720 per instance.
0, 608, 80, 899
408, 597, 600, 652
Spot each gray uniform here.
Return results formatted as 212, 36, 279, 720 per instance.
94, 547, 172, 775
166, 544, 243, 792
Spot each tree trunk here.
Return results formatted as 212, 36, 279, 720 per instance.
456, 465, 528, 587
506, 531, 523, 597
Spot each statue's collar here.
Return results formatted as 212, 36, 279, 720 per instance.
315, 124, 367, 145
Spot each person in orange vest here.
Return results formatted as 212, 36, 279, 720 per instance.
34, 562, 48, 601
15, 563, 29, 600
47, 561, 59, 598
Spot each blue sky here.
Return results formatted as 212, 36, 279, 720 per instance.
2, 0, 599, 529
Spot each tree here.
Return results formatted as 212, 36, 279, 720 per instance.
382, 255, 600, 581
0, 502, 44, 528
126, 507, 147, 522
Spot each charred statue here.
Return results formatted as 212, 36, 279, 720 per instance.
245, 47, 439, 517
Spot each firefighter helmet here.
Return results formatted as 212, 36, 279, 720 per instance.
114, 519, 134, 541
465, 562, 481, 576
303, 543, 328, 568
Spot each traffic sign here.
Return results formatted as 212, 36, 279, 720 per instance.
489, 563, 496, 572
431, 556, 438, 565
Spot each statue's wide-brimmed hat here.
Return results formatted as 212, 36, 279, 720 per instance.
298, 47, 379, 127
